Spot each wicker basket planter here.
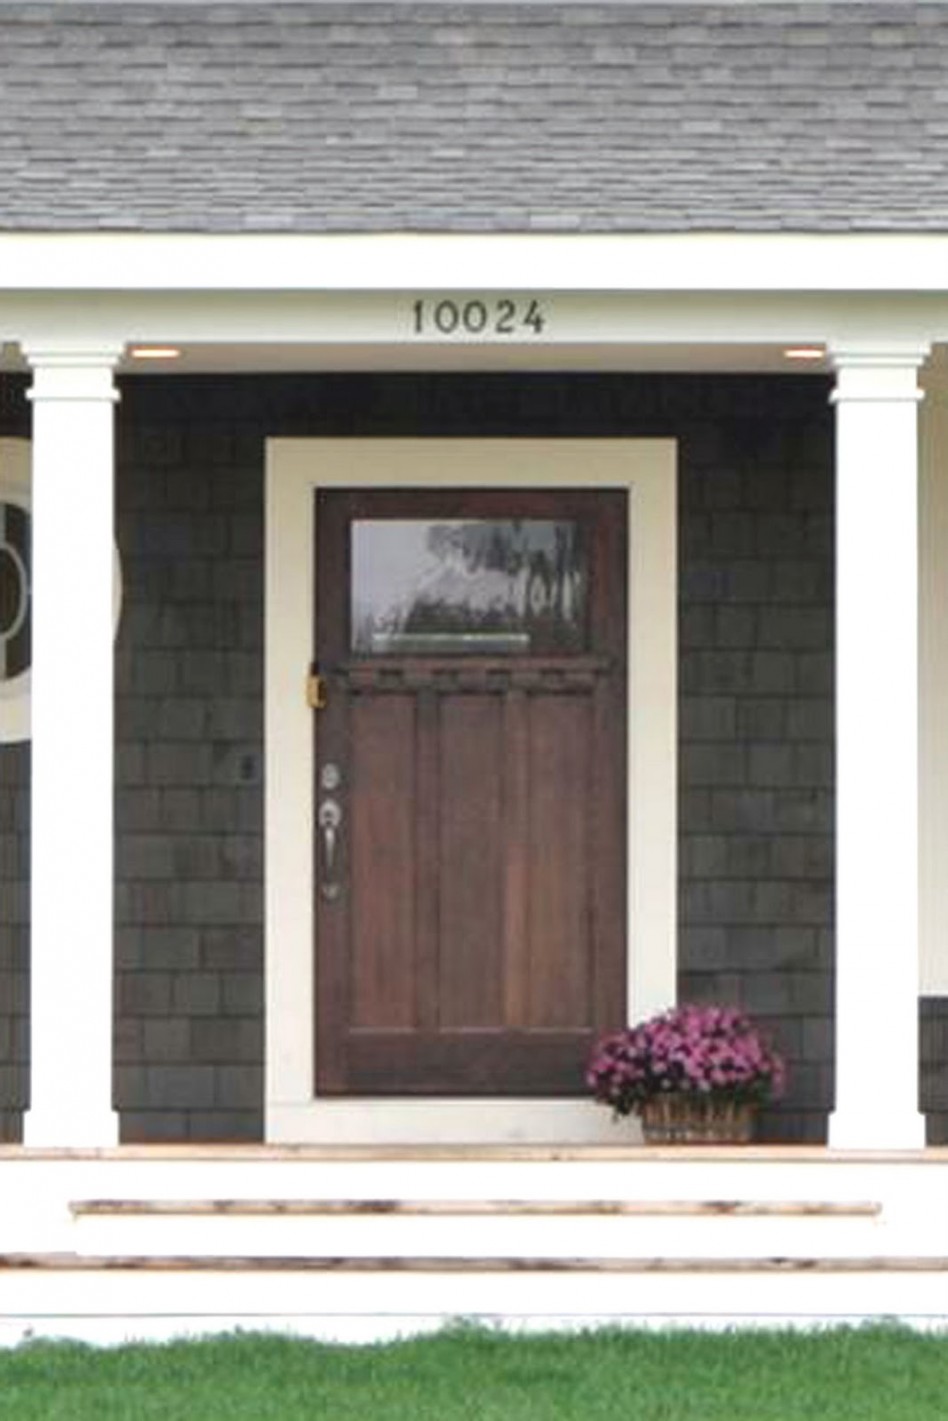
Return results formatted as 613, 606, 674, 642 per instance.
588, 1005, 784, 1141
638, 1094, 756, 1145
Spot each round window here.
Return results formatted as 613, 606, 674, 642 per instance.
0, 438, 122, 745
0, 439, 31, 743
0, 501, 30, 682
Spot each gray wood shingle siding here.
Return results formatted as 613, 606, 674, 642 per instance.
0, 3, 945, 234
5, 369, 948, 1142
0, 369, 845, 1143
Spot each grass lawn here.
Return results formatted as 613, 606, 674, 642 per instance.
0, 1325, 946, 1420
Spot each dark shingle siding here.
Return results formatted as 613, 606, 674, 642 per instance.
116, 372, 834, 1143
4, 366, 947, 1140
0, 369, 840, 1142
113, 393, 264, 1141
1, 4, 948, 233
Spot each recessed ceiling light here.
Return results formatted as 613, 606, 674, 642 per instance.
128, 345, 181, 361
784, 346, 825, 362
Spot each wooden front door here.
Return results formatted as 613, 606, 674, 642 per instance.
314, 485, 627, 1096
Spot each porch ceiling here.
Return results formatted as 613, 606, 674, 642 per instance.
108, 341, 830, 376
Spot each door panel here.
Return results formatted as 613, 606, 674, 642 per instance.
315, 485, 627, 1096
438, 695, 504, 1029
525, 694, 592, 1028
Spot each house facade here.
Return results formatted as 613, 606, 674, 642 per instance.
2, 1, 948, 1336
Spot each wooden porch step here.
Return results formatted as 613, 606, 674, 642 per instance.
0, 1253, 940, 1274
69, 1199, 883, 1219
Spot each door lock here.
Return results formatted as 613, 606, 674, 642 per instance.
321, 762, 342, 791
306, 671, 328, 711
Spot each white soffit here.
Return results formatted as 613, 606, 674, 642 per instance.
116, 343, 827, 375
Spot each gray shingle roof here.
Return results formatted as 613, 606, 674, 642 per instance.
3, 2, 948, 233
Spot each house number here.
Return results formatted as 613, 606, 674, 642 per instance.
410, 298, 547, 338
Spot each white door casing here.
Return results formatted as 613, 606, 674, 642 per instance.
265, 438, 677, 1144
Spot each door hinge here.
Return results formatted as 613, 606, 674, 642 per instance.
306, 670, 328, 711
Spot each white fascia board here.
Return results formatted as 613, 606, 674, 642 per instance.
3, 290, 948, 358
3, 232, 948, 295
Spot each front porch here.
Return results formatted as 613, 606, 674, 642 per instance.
3, 364, 858, 1148
5, 355, 943, 1148
1, 0, 948, 1339
4, 234, 948, 1335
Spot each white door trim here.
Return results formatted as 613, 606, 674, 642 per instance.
264, 437, 676, 1144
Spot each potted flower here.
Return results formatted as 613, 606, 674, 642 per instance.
586, 1003, 786, 1144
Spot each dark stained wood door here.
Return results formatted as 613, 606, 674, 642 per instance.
314, 486, 627, 1096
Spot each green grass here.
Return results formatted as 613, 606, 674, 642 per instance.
0, 1325, 946, 1420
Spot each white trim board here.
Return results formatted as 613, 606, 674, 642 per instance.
264, 438, 677, 1144
921, 380, 948, 996
6, 233, 948, 294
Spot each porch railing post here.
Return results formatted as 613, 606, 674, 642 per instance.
22, 346, 121, 1147
829, 346, 928, 1150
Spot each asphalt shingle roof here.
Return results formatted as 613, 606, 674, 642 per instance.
3, 2, 948, 233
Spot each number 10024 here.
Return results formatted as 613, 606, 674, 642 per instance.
411, 298, 546, 338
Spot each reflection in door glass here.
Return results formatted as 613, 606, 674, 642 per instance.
352, 520, 586, 655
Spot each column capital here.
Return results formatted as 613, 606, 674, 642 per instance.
829, 344, 930, 405
24, 345, 122, 404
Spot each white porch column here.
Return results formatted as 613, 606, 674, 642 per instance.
23, 347, 121, 1147
830, 347, 928, 1150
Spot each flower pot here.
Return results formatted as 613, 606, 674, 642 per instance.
638, 1094, 756, 1145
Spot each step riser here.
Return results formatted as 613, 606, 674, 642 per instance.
70, 1215, 891, 1260
3, 1269, 948, 1343
3, 1156, 934, 1202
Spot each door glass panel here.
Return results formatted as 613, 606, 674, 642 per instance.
351, 519, 586, 655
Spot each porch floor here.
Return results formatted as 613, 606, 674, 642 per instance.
4, 1143, 948, 1162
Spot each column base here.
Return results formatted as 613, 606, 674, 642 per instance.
828, 1107, 927, 1151
23, 1106, 120, 1149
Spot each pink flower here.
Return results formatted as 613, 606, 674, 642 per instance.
586, 1003, 786, 1119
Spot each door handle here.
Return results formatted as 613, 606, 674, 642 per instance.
318, 798, 343, 899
